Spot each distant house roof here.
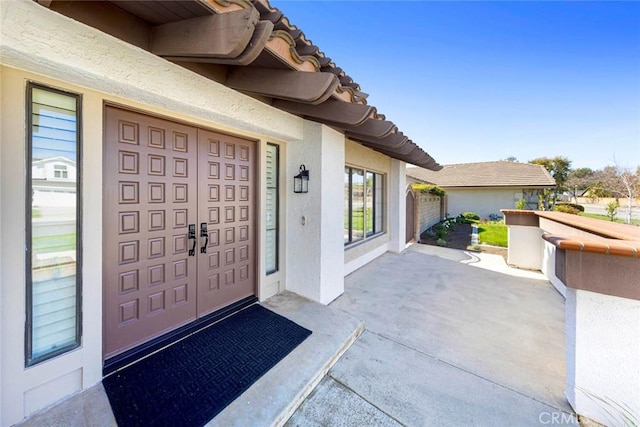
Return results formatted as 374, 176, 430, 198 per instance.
407, 161, 556, 188
32, 156, 76, 166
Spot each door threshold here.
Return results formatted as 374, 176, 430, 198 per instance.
103, 295, 258, 376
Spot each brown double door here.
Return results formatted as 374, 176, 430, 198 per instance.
103, 106, 255, 359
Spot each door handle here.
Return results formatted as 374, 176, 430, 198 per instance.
188, 224, 196, 256
200, 222, 208, 254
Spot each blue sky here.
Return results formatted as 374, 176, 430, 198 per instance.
272, 1, 640, 171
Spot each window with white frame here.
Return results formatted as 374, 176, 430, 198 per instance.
344, 166, 384, 245
53, 164, 68, 179
26, 83, 81, 366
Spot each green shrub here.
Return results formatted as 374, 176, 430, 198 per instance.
515, 199, 528, 210
411, 183, 446, 197
443, 218, 457, 230
554, 204, 580, 215
461, 212, 480, 221
606, 201, 619, 221
555, 202, 584, 212
436, 238, 447, 246
434, 223, 448, 239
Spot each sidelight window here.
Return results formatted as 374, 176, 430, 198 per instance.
26, 83, 82, 366
265, 144, 279, 274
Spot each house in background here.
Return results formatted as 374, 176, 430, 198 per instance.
0, 0, 441, 424
407, 161, 556, 219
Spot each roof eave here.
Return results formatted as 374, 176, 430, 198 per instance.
42, 0, 440, 170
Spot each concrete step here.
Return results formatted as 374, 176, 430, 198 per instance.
16, 292, 363, 427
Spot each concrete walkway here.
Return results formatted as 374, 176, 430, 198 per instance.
288, 246, 577, 426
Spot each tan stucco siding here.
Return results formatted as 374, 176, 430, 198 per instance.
445, 188, 525, 218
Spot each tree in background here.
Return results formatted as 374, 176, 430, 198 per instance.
529, 156, 571, 210
596, 165, 640, 224
565, 167, 595, 203
586, 181, 611, 199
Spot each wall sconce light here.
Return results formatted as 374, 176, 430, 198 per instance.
293, 164, 309, 193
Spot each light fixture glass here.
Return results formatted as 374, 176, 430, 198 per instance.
294, 164, 309, 193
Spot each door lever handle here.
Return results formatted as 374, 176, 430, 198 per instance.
200, 222, 209, 254
188, 224, 196, 257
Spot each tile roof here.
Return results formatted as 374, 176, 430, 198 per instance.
407, 161, 556, 188
56, 0, 440, 169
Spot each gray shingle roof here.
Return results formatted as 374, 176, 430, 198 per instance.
407, 161, 556, 188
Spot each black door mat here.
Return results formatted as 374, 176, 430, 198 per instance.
103, 304, 312, 426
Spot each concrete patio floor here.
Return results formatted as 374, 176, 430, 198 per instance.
288, 246, 577, 426
16, 245, 576, 426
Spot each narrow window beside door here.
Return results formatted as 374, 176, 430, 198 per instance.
265, 144, 279, 274
26, 83, 82, 366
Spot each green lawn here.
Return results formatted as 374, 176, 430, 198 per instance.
579, 212, 640, 226
33, 233, 76, 253
477, 222, 508, 247
345, 207, 373, 233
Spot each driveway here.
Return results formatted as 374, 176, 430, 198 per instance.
582, 202, 640, 222
287, 246, 577, 426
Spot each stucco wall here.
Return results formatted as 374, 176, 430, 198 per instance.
286, 122, 345, 304
387, 159, 407, 253
541, 241, 567, 297
565, 288, 640, 426
506, 225, 544, 271
445, 188, 523, 218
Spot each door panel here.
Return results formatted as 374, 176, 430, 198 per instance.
197, 129, 255, 317
406, 191, 415, 243
104, 107, 256, 359
104, 107, 199, 358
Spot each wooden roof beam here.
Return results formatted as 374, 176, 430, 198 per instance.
325, 119, 397, 138
151, 8, 259, 58
272, 99, 374, 126
347, 131, 409, 149
369, 146, 441, 170
226, 69, 339, 104
162, 20, 273, 66
360, 139, 415, 156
